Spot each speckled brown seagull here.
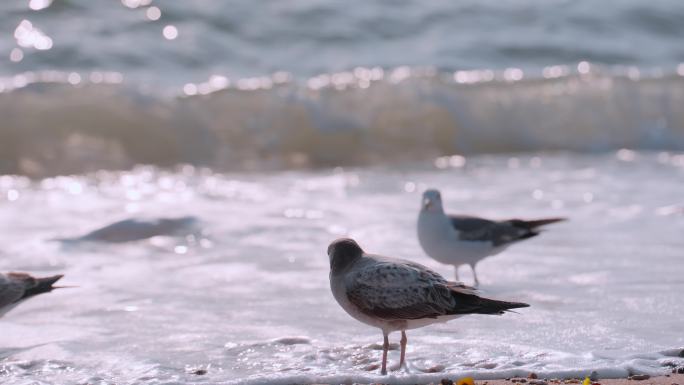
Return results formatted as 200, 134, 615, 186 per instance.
418, 189, 566, 286
327, 238, 529, 375
0, 272, 65, 317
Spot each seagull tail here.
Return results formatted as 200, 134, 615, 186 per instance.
450, 289, 530, 315
22, 275, 65, 299
522, 217, 567, 229
473, 297, 530, 315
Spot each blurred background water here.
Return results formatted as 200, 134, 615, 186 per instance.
2, 0, 684, 175
4, 0, 684, 82
1, 1, 683, 384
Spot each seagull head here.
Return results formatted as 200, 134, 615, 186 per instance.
327, 238, 364, 274
421, 189, 444, 212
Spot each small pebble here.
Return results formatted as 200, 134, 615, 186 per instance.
678, 367, 684, 374
423, 364, 445, 373
530, 381, 548, 385
190, 369, 207, 376
441, 379, 454, 385
529, 373, 539, 379
628, 374, 650, 381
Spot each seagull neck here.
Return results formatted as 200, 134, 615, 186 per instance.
330, 253, 362, 276
421, 206, 445, 215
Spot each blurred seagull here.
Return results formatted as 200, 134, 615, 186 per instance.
0, 272, 66, 317
54, 216, 200, 243
418, 189, 566, 286
327, 238, 529, 375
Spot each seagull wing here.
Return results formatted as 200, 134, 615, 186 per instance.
0, 274, 27, 309
449, 215, 539, 247
345, 259, 461, 320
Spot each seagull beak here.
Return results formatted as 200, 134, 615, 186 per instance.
423, 198, 432, 210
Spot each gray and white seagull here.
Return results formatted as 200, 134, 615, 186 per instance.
418, 189, 566, 286
328, 238, 529, 375
0, 272, 65, 317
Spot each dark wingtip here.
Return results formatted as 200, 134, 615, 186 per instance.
505, 301, 531, 310
23, 274, 65, 298
527, 217, 568, 228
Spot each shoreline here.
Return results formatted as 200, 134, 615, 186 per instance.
472, 374, 682, 385
235, 370, 684, 385
412, 373, 684, 385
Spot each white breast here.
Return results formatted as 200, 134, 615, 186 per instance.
329, 273, 388, 330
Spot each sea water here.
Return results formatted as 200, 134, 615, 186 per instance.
1, 153, 683, 384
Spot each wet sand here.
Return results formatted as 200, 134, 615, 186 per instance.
410, 373, 684, 385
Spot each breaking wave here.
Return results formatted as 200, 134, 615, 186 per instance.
2, 66, 684, 176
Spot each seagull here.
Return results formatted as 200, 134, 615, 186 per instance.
54, 216, 200, 243
0, 272, 65, 317
327, 238, 529, 375
417, 189, 566, 286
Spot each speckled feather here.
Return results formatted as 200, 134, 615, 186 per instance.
0, 273, 35, 309
344, 256, 512, 321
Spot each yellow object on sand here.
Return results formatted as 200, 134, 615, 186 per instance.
457, 377, 475, 385
583, 376, 591, 385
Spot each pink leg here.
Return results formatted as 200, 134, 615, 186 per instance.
381, 332, 389, 375
470, 263, 480, 286
399, 330, 407, 369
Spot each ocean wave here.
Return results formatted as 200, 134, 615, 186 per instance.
2, 67, 684, 176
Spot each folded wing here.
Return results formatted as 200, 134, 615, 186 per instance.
345, 260, 528, 321
450, 215, 566, 247
0, 273, 28, 309
346, 260, 458, 320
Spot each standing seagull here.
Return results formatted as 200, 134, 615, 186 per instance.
328, 238, 529, 375
418, 189, 566, 286
0, 272, 65, 317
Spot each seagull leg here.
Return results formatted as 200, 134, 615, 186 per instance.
381, 331, 389, 375
399, 330, 407, 369
470, 263, 480, 286
390, 330, 408, 371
